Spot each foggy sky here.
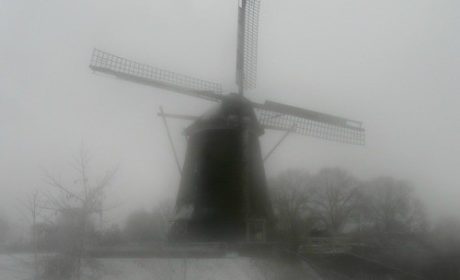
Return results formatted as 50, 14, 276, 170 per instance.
1, 0, 459, 226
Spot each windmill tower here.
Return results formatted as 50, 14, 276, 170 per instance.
89, 0, 365, 242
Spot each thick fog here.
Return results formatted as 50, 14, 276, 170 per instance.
1, 0, 459, 227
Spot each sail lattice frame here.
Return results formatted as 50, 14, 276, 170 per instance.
255, 105, 365, 145
90, 49, 223, 101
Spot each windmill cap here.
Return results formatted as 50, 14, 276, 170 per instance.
184, 93, 264, 136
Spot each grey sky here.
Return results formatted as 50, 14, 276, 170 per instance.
1, 0, 459, 224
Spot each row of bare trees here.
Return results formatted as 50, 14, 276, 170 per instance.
270, 167, 427, 242
269, 168, 460, 279
118, 167, 427, 245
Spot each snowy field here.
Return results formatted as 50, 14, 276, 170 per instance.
0, 254, 321, 280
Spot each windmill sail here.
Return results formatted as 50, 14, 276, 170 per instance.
88, 0, 365, 243
236, 0, 261, 92
254, 100, 365, 145
89, 49, 223, 102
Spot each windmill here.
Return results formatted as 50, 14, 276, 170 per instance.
89, 0, 365, 242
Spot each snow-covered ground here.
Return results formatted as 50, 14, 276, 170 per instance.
0, 254, 322, 280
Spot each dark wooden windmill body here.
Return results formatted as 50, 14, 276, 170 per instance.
171, 94, 273, 241
89, 0, 365, 242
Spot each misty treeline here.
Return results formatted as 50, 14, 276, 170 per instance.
1, 153, 460, 279
270, 167, 460, 279
270, 167, 427, 240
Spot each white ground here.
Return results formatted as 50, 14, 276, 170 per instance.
0, 254, 322, 280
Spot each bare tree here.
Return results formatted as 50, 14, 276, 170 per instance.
360, 177, 427, 235
270, 169, 313, 242
39, 147, 117, 280
25, 191, 42, 279
309, 167, 360, 235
